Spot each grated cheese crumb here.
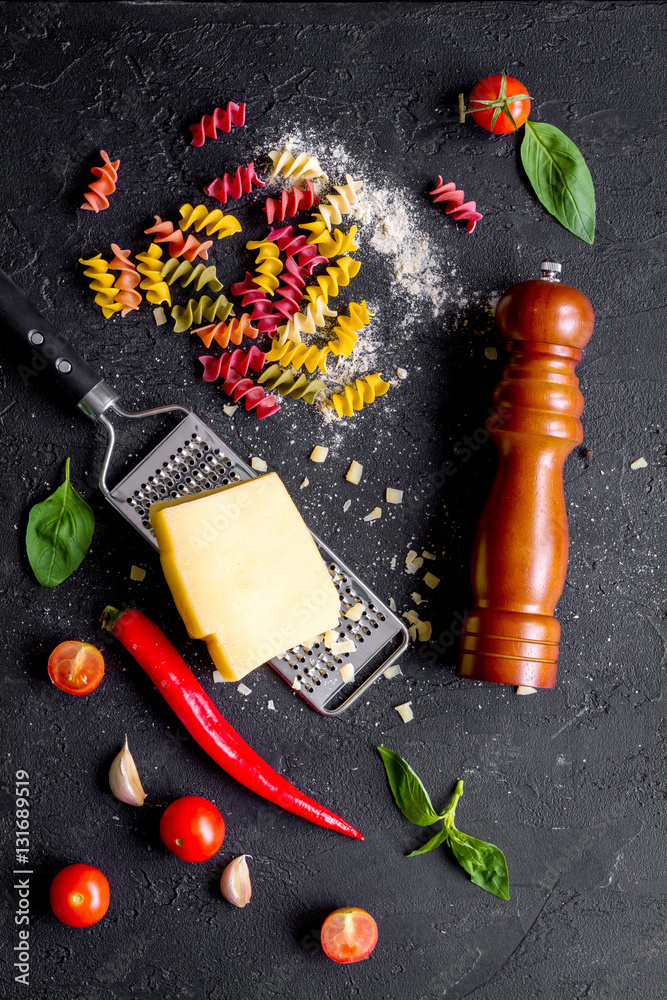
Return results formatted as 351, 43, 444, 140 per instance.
396, 367, 408, 380
344, 602, 365, 621
300, 477, 309, 489
384, 664, 402, 679
363, 506, 382, 522
408, 624, 417, 640
395, 701, 413, 723
403, 609, 420, 624
630, 457, 648, 470
267, 699, 276, 710
484, 346, 498, 360
251, 456, 267, 472
422, 550, 436, 560
405, 557, 423, 575
411, 592, 425, 605
386, 488, 403, 504
416, 620, 432, 642
223, 404, 238, 417
331, 638, 357, 655
406, 550, 418, 565
212, 670, 224, 684
343, 499, 351, 512
324, 630, 339, 650
237, 683, 252, 696
130, 565, 146, 582
516, 685, 538, 696
339, 662, 355, 683
423, 572, 440, 589
292, 677, 301, 691
390, 556, 397, 570
388, 596, 397, 611
153, 307, 167, 326
310, 445, 329, 463
346, 460, 363, 484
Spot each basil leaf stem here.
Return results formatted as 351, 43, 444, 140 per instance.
521, 120, 596, 244
26, 458, 95, 587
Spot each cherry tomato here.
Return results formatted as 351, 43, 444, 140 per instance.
160, 796, 225, 862
469, 73, 531, 134
50, 864, 110, 928
48, 641, 105, 695
320, 907, 378, 964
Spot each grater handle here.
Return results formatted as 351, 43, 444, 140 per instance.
0, 267, 107, 407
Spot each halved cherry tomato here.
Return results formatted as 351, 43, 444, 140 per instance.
47, 641, 105, 695
160, 796, 225, 862
320, 907, 378, 964
469, 73, 531, 133
50, 864, 110, 928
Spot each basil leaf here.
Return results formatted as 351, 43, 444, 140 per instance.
449, 830, 510, 900
26, 458, 94, 587
521, 120, 595, 244
407, 824, 450, 857
377, 746, 441, 826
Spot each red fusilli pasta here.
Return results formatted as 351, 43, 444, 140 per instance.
429, 178, 483, 233
263, 180, 320, 225
220, 370, 281, 419
265, 225, 328, 273
204, 163, 264, 204
189, 101, 246, 147
108, 244, 141, 316
80, 150, 119, 213
199, 346, 266, 382
144, 216, 212, 261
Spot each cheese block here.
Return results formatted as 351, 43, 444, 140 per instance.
150, 473, 341, 681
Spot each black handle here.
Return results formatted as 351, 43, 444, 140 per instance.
0, 267, 102, 405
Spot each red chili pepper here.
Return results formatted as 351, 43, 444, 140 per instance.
101, 607, 363, 840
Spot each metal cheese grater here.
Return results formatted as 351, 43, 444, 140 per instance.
0, 268, 408, 715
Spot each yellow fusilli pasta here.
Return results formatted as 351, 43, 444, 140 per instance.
265, 340, 330, 374
313, 175, 363, 230
79, 253, 122, 318
328, 301, 374, 358
276, 298, 337, 345
268, 150, 327, 182
303, 257, 361, 308
136, 244, 171, 306
332, 374, 390, 418
178, 203, 241, 240
246, 238, 283, 295
300, 219, 359, 257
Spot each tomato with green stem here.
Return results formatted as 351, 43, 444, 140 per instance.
50, 864, 110, 928
320, 907, 378, 964
160, 796, 225, 862
463, 72, 531, 133
48, 641, 105, 695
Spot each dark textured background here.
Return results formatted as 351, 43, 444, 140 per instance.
1, 2, 666, 998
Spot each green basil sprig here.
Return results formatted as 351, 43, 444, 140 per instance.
26, 458, 95, 587
521, 120, 596, 244
378, 746, 509, 900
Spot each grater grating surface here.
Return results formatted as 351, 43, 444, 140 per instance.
106, 410, 409, 715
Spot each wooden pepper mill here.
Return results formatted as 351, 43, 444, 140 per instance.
458, 261, 595, 689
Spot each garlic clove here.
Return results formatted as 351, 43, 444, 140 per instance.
220, 855, 252, 907
109, 736, 147, 806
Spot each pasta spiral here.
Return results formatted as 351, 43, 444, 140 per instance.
266, 225, 328, 273
108, 244, 141, 317
303, 257, 361, 308
258, 364, 326, 404
199, 346, 265, 382
220, 370, 281, 419
189, 101, 246, 147
273, 257, 306, 318
314, 175, 363, 230
268, 150, 327, 182
265, 340, 330, 375
429, 177, 483, 234
300, 219, 358, 257
145, 216, 212, 261
246, 238, 283, 295
178, 203, 242, 240
328, 300, 374, 358
80, 150, 119, 213
135, 244, 171, 306
204, 163, 264, 204
332, 374, 390, 418
276, 297, 337, 345
79, 253, 122, 318
263, 180, 319, 224
161, 259, 222, 293
192, 314, 259, 349
171, 294, 235, 333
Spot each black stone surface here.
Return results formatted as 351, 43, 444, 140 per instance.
1, 2, 666, 998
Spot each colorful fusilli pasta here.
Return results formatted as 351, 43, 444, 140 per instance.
189, 102, 246, 147
328, 301, 374, 358
300, 219, 358, 257
245, 238, 283, 295
80, 150, 119, 213
161, 259, 222, 293
265, 225, 328, 273
263, 180, 319, 224
303, 257, 361, 308
204, 163, 264, 204
192, 314, 259, 349
136, 244, 171, 306
429, 178, 483, 233
108, 244, 141, 317
178, 204, 242, 240
276, 297, 337, 345
79, 253, 122, 317
268, 150, 327, 182
220, 369, 281, 419
171, 294, 235, 333
145, 216, 212, 261
199, 346, 265, 382
258, 364, 326, 404
313, 175, 363, 230
332, 374, 390, 418
265, 340, 330, 375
